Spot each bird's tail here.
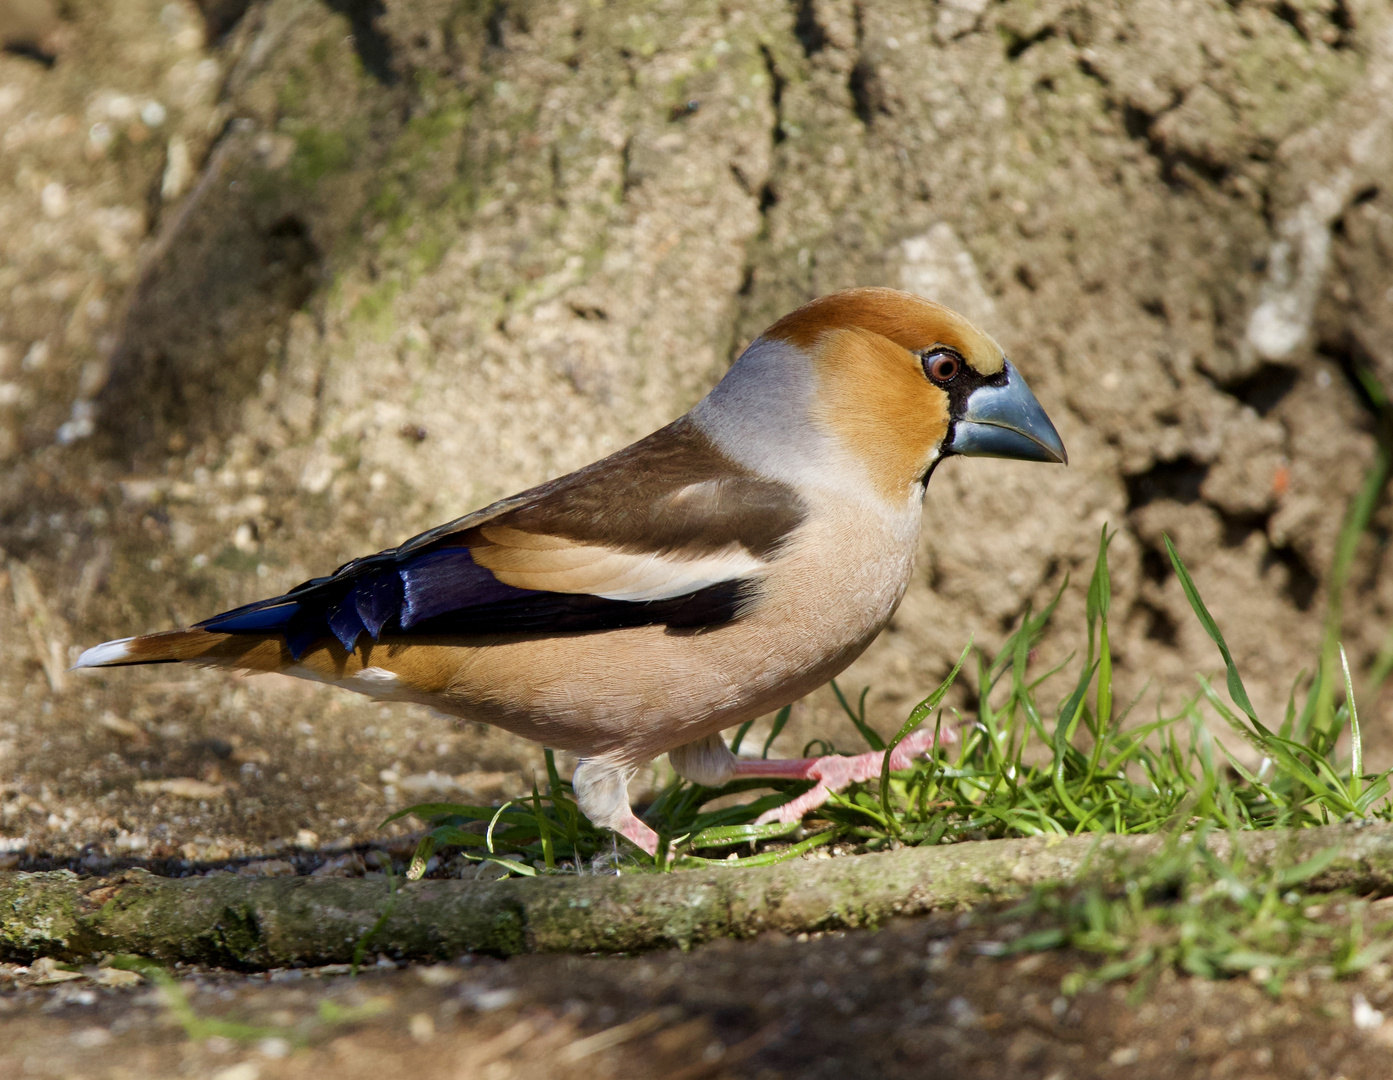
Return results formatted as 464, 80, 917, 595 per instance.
72, 629, 290, 673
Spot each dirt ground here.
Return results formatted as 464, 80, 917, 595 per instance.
5, 0, 1393, 1076
5, 910, 1393, 1080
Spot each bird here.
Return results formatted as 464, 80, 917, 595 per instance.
76, 287, 1067, 857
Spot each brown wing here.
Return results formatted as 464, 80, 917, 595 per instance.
194, 417, 807, 658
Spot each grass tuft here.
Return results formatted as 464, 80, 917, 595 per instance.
994, 830, 1393, 999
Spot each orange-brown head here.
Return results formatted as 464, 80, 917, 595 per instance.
696, 288, 1065, 503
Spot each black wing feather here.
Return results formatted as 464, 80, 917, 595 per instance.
199, 544, 754, 659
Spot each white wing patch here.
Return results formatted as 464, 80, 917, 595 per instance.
473, 525, 766, 602
283, 663, 404, 698
354, 666, 401, 685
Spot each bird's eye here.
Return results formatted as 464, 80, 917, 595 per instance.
923, 350, 961, 384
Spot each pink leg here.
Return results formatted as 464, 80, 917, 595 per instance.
732, 727, 951, 825
612, 807, 660, 857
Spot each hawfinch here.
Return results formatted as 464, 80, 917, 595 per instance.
77, 288, 1066, 856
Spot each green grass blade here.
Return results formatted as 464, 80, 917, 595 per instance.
1340, 644, 1363, 804
1057, 661, 1098, 745
406, 834, 436, 881
351, 861, 399, 975
1317, 442, 1391, 733
486, 800, 516, 854
678, 827, 838, 868
761, 705, 793, 758
483, 856, 536, 877
426, 825, 489, 847
831, 682, 885, 751
1198, 678, 1354, 814
1368, 626, 1393, 696
1052, 716, 1090, 830
1096, 618, 1113, 738
686, 818, 801, 849
1274, 845, 1342, 889
1356, 776, 1391, 816
1164, 534, 1259, 724
879, 643, 971, 832
1086, 526, 1113, 662
532, 781, 555, 870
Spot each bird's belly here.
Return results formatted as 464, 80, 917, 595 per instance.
397, 502, 922, 762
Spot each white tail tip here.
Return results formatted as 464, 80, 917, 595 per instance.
73, 637, 135, 669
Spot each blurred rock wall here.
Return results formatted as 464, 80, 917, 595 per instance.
2, 0, 1393, 858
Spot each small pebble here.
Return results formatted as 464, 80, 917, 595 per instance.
29, 957, 83, 985
408, 1012, 435, 1043
70, 1026, 112, 1048
311, 853, 366, 877
1353, 993, 1385, 1031
93, 967, 143, 988
461, 986, 518, 1012
416, 964, 462, 987
211, 1063, 260, 1080
237, 859, 296, 878
256, 1037, 291, 1059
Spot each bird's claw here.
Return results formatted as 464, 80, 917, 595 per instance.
750, 726, 946, 825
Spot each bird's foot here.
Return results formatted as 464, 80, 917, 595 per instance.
730, 727, 948, 826
572, 755, 661, 859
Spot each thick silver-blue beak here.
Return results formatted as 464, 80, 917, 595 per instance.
947, 359, 1067, 465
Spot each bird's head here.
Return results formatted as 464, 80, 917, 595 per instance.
696, 287, 1066, 501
